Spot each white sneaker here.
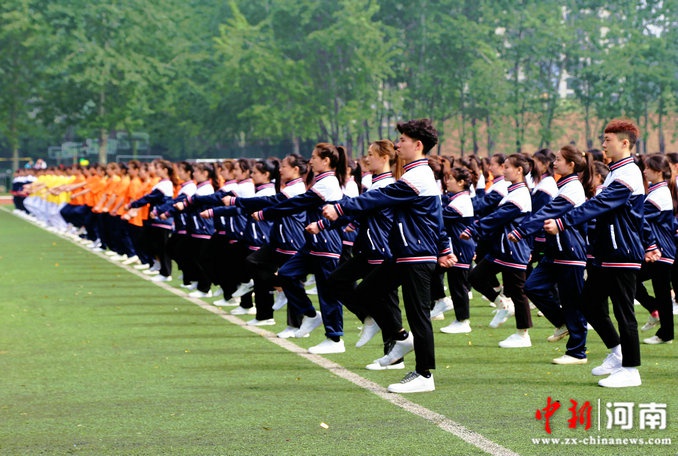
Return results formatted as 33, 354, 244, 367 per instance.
598, 367, 641, 388
375, 333, 414, 367
121, 255, 140, 265
213, 288, 223, 297
430, 297, 454, 319
143, 269, 160, 276
643, 335, 672, 345
272, 290, 288, 310
488, 297, 515, 328
356, 316, 380, 347
294, 313, 323, 338
213, 296, 241, 307
110, 254, 127, 262
180, 282, 198, 290
366, 359, 405, 370
306, 286, 318, 295
387, 371, 435, 393
230, 306, 256, 315
641, 315, 660, 331
188, 289, 213, 298
308, 338, 345, 354
151, 275, 172, 282
277, 326, 308, 339
134, 263, 151, 270
498, 332, 531, 348
303, 275, 316, 287
246, 318, 276, 326
547, 325, 569, 342
440, 319, 472, 334
232, 279, 254, 297
149, 260, 160, 272
105, 250, 117, 256
552, 354, 588, 365
591, 352, 622, 376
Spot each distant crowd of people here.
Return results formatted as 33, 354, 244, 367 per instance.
11, 118, 676, 393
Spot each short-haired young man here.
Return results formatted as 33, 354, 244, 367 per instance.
323, 119, 456, 393
544, 119, 660, 388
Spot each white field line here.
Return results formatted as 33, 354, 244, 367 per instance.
5, 208, 519, 456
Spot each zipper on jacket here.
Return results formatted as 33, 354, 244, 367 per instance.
500, 234, 505, 254
367, 228, 376, 250
609, 224, 618, 249
251, 223, 258, 240
398, 223, 408, 247
220, 216, 225, 226
229, 218, 234, 233
556, 233, 563, 252
279, 225, 286, 243
193, 216, 200, 230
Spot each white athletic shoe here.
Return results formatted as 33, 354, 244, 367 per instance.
277, 326, 308, 339
246, 318, 276, 326
151, 275, 172, 282
232, 280, 254, 297
498, 332, 531, 348
641, 314, 660, 331
213, 296, 240, 307
122, 255, 140, 265
440, 319, 472, 334
375, 333, 414, 367
134, 263, 151, 270
643, 335, 672, 345
387, 371, 435, 393
552, 354, 588, 365
188, 290, 213, 298
272, 290, 288, 310
230, 306, 256, 315
308, 338, 345, 354
598, 367, 641, 388
365, 358, 405, 371
430, 297, 454, 319
294, 313, 323, 338
591, 352, 622, 376
547, 325, 569, 342
355, 317, 380, 348
488, 296, 514, 328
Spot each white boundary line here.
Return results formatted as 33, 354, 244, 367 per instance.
3, 207, 519, 456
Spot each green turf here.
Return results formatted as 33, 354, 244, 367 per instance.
1, 209, 676, 455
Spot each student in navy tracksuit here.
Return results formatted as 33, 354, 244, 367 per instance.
439, 166, 476, 334
323, 119, 456, 394
321, 140, 399, 359
636, 154, 676, 345
462, 153, 534, 348
509, 145, 596, 364
529, 149, 558, 267
544, 119, 660, 388
253, 143, 348, 355
224, 155, 308, 333
127, 159, 177, 282
210, 159, 280, 315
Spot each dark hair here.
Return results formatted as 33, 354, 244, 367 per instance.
314, 142, 348, 187
283, 153, 310, 186
427, 155, 448, 182
490, 153, 506, 166
506, 153, 533, 177
560, 145, 596, 199
588, 148, 604, 162
604, 119, 640, 150
448, 166, 472, 191
532, 148, 555, 182
457, 156, 480, 188
194, 162, 219, 190
396, 118, 438, 154
156, 159, 179, 186
346, 158, 363, 195
665, 152, 678, 166
236, 158, 253, 175
255, 158, 281, 193
644, 154, 678, 214
128, 160, 141, 171
178, 161, 194, 178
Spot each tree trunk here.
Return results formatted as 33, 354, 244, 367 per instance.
98, 89, 108, 164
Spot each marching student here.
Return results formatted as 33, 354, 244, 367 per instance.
439, 166, 476, 334
252, 143, 348, 354
529, 149, 558, 266
222, 155, 308, 332
323, 119, 456, 393
636, 154, 676, 345
126, 159, 177, 282
322, 139, 399, 356
461, 153, 534, 348
544, 119, 660, 388
508, 145, 595, 364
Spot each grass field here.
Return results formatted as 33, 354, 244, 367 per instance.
1, 207, 676, 455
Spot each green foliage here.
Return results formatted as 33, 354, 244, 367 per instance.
0, 0, 676, 160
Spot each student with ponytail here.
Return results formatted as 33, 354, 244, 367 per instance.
636, 154, 676, 345
509, 145, 595, 364
252, 143, 348, 354
462, 153, 535, 348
